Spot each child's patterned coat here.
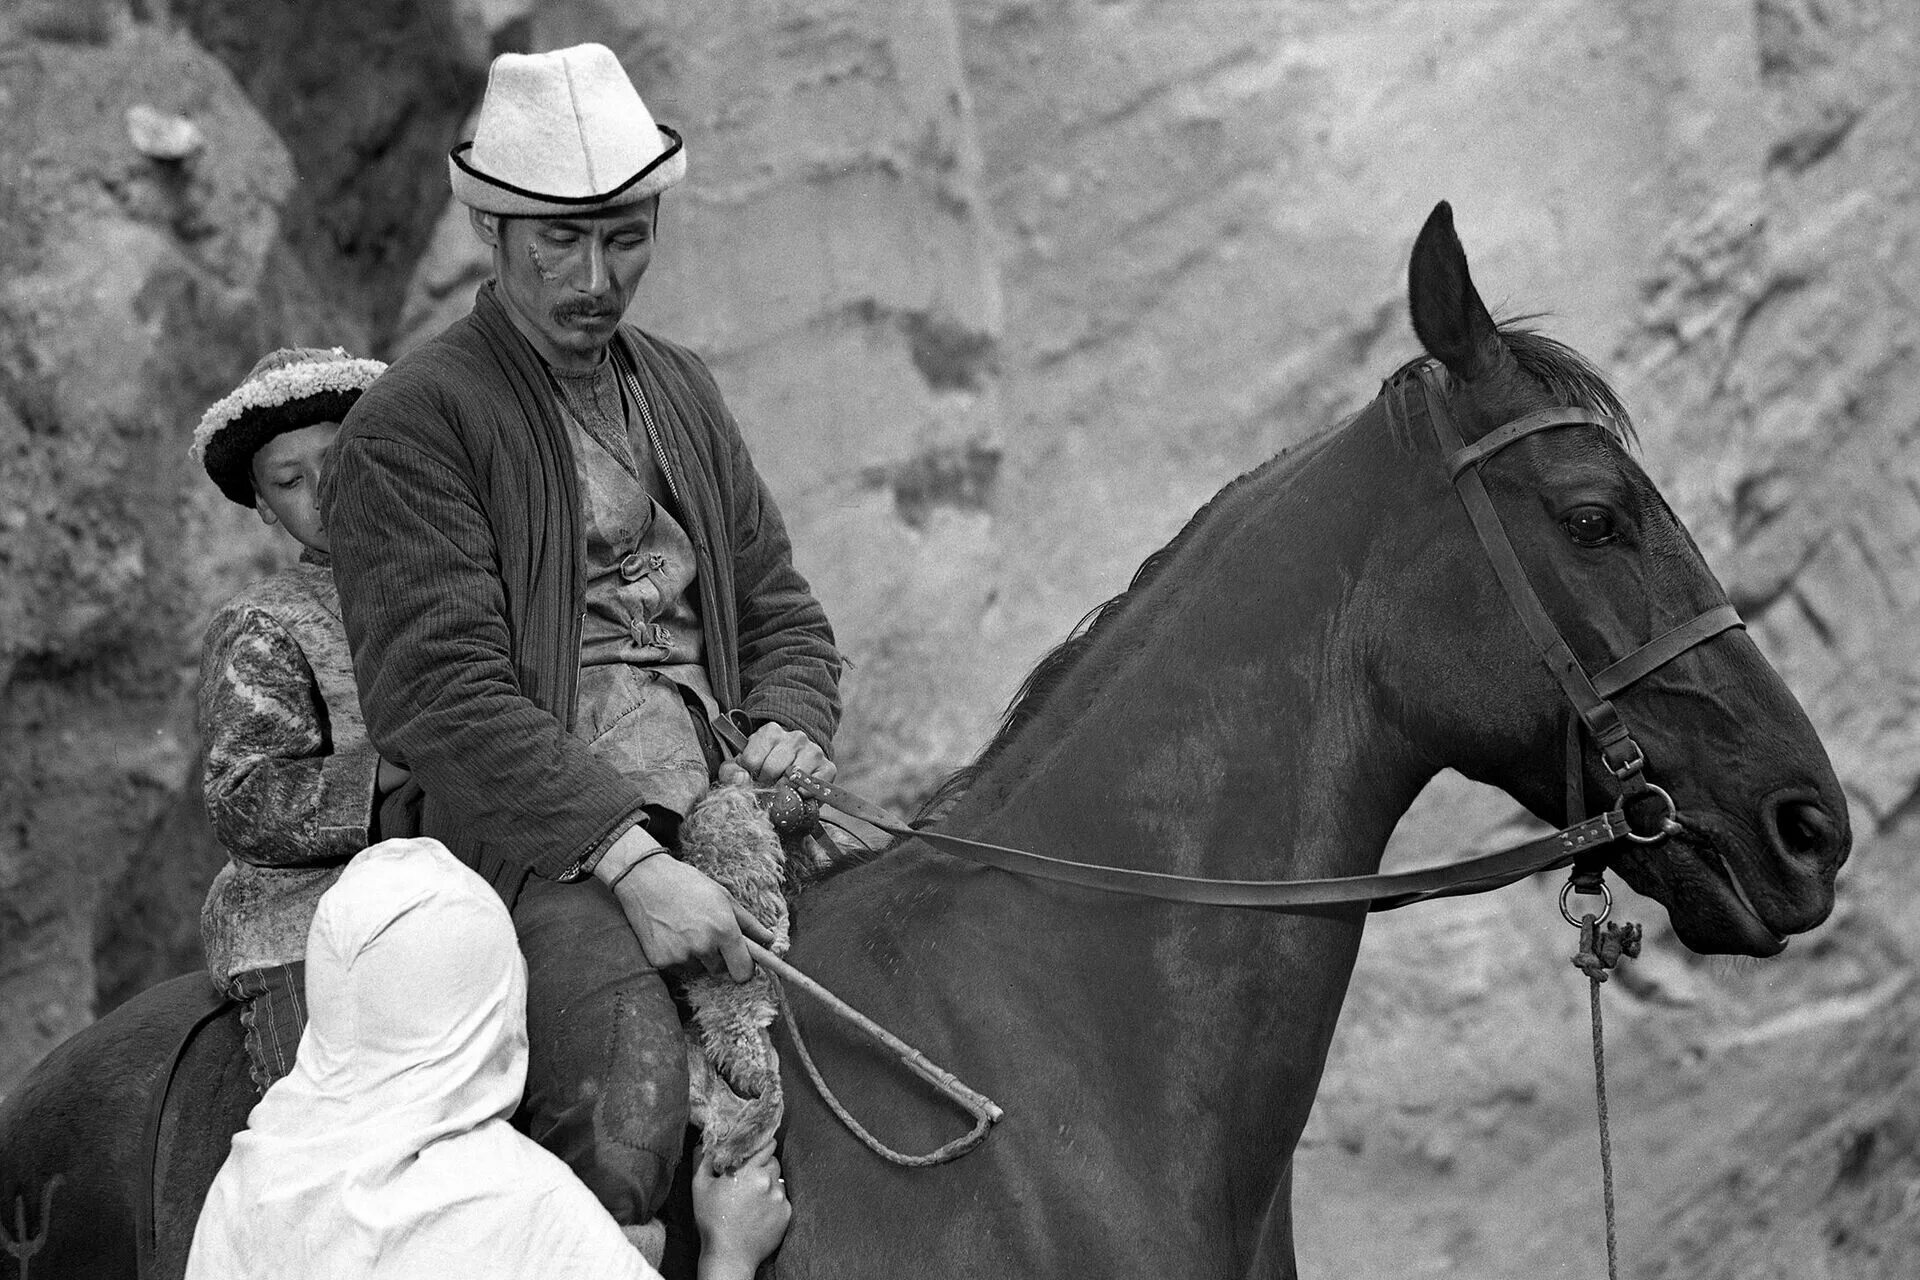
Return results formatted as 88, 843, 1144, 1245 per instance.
198, 552, 377, 990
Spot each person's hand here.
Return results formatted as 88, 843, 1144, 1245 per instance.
376, 757, 411, 796
693, 1140, 789, 1280
596, 827, 771, 981
722, 722, 834, 788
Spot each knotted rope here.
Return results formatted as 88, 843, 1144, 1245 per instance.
1569, 908, 1642, 1280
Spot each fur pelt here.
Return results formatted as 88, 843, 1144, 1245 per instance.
674, 782, 791, 1172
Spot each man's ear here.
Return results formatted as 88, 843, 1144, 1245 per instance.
467, 207, 501, 248
255, 494, 279, 529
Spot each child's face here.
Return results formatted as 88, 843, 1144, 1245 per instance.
251, 421, 341, 553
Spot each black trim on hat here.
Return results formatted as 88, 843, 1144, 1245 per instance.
203, 391, 363, 508
450, 125, 683, 207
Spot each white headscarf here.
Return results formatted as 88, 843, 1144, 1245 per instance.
186, 837, 655, 1280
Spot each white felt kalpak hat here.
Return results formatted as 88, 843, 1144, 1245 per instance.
449, 43, 686, 217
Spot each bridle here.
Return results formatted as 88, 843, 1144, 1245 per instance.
1393, 363, 1746, 1280
1395, 362, 1744, 916
781, 365, 1744, 915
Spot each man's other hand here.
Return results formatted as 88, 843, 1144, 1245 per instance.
598, 830, 772, 980
726, 722, 835, 788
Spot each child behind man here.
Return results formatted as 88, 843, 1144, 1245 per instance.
190, 345, 394, 1092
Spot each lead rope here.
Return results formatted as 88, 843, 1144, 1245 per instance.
1566, 887, 1642, 1280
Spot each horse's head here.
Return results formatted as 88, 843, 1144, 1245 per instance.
1386, 200, 1849, 956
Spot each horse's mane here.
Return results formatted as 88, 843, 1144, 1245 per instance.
801, 318, 1634, 880
1385, 318, 1638, 448
911, 454, 1288, 826
796, 460, 1290, 885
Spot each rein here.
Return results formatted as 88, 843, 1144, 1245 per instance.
786, 771, 1628, 913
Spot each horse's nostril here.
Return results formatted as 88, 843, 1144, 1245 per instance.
1770, 797, 1837, 863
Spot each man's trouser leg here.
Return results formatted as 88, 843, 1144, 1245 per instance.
512, 873, 688, 1224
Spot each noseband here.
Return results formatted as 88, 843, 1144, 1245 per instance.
1396, 364, 1744, 906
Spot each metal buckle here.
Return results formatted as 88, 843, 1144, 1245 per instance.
1610, 781, 1681, 844
1604, 739, 1647, 781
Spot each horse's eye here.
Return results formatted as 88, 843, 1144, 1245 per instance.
1563, 505, 1617, 547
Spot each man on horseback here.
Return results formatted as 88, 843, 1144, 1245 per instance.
323, 41, 842, 1262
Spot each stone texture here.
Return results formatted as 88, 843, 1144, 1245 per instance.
170, 0, 487, 345
0, 0, 482, 1087
0, 10, 302, 1089
1642, 812, 1920, 1280
1624, 0, 1920, 831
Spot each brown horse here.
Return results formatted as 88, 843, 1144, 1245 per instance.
0, 202, 1848, 1279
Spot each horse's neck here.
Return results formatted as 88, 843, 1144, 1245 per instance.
950, 408, 1429, 883
924, 409, 1435, 1136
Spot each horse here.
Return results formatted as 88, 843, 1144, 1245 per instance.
765, 200, 1849, 1277
0, 200, 1849, 1279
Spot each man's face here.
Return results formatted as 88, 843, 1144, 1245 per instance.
472, 199, 658, 373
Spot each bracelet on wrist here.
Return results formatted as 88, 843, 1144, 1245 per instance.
606, 846, 662, 891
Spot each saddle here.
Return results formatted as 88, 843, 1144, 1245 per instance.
147, 989, 256, 1278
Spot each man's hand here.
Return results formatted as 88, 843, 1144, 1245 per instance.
719, 722, 835, 788
594, 825, 771, 981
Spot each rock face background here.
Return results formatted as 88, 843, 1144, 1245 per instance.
1, 0, 1915, 1273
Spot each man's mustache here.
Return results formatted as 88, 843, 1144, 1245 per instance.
553, 303, 622, 323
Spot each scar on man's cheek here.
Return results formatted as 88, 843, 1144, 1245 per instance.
526, 241, 563, 283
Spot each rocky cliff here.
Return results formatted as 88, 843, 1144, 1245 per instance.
1, 0, 1915, 1272
0, 0, 489, 1093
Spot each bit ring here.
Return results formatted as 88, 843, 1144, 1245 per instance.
1612, 782, 1682, 845
1560, 878, 1613, 927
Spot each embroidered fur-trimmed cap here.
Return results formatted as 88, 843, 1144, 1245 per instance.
192, 347, 386, 508
449, 43, 686, 218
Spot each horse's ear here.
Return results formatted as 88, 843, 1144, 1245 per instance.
1408, 201, 1508, 384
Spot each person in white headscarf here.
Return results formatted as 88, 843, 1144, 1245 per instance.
185, 836, 789, 1280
